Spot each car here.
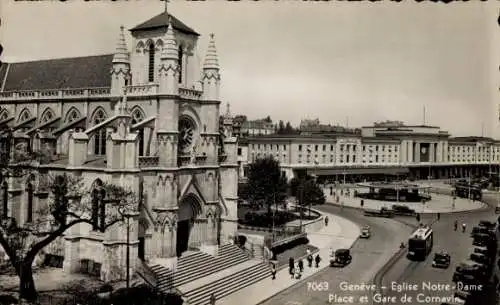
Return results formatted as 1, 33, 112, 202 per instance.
330, 249, 352, 267
432, 251, 451, 268
360, 226, 371, 238
473, 246, 489, 256
478, 220, 496, 231
470, 253, 492, 266
452, 260, 487, 283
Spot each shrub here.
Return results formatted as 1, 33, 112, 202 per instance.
234, 235, 247, 248
271, 237, 309, 255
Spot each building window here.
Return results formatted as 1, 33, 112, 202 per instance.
346, 155, 350, 163
26, 182, 33, 223
340, 145, 344, 151
353, 155, 356, 163
2, 181, 7, 218
298, 145, 302, 151
363, 145, 366, 151
353, 145, 357, 151
322, 145, 326, 151
330, 145, 334, 151
148, 44, 155, 83
284, 145, 287, 150
375, 155, 379, 162
91, 179, 106, 232
131, 109, 145, 156
178, 46, 183, 83
237, 148, 242, 156
315, 145, 318, 152
93, 109, 107, 155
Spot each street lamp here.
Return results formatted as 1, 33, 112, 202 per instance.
118, 207, 132, 291
16, 227, 30, 305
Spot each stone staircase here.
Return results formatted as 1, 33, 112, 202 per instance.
183, 261, 269, 305
150, 244, 253, 292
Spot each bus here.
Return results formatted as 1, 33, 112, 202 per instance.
407, 225, 433, 261
454, 182, 482, 201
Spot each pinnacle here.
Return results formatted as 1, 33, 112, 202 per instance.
203, 33, 219, 70
113, 25, 129, 63
161, 19, 178, 60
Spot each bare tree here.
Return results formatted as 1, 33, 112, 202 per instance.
0, 139, 138, 301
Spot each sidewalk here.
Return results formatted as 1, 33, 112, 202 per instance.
216, 212, 360, 305
324, 187, 485, 214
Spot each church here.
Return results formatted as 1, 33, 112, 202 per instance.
0, 8, 239, 284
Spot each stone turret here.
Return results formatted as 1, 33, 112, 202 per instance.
223, 103, 233, 138
111, 26, 130, 96
158, 19, 179, 95
202, 34, 220, 101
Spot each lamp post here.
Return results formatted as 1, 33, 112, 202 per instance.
118, 207, 132, 290
16, 228, 30, 305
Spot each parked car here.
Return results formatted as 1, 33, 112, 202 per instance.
330, 249, 352, 267
360, 226, 371, 239
478, 220, 496, 231
432, 251, 451, 268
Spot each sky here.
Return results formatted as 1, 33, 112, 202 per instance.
1, 1, 498, 137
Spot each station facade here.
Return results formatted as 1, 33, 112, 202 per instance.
237, 123, 500, 182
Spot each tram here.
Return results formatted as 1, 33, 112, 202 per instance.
407, 225, 433, 261
454, 181, 482, 201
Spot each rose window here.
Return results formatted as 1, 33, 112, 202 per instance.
178, 117, 195, 153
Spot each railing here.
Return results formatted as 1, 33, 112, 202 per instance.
179, 87, 202, 100
0, 85, 203, 101
125, 84, 158, 96
138, 156, 159, 167
0, 87, 112, 101
135, 258, 158, 288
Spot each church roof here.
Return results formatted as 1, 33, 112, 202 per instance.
0, 54, 113, 91
130, 12, 199, 36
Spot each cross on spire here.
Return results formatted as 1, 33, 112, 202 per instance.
164, 0, 169, 14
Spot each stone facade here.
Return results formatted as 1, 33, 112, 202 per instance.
0, 11, 238, 283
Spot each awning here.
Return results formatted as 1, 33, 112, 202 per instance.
308, 167, 410, 176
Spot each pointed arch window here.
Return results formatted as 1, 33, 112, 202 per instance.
2, 181, 7, 218
66, 108, 80, 123
26, 182, 33, 222
41, 109, 55, 123
178, 46, 183, 84
131, 109, 145, 156
93, 109, 107, 155
91, 179, 106, 232
0, 111, 8, 121
148, 44, 155, 83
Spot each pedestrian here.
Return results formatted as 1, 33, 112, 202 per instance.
289, 257, 295, 275
270, 263, 276, 280
462, 223, 467, 233
454, 220, 458, 231
210, 293, 216, 305
315, 254, 321, 268
306, 249, 313, 267
298, 259, 304, 272
324, 216, 329, 227
295, 266, 302, 279
290, 265, 295, 279
437, 213, 440, 221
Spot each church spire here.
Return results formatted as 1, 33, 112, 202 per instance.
112, 25, 129, 64
203, 33, 219, 70
161, 18, 178, 60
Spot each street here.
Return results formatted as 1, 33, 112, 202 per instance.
381, 193, 499, 305
258, 205, 414, 305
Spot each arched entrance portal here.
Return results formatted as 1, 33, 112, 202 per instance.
177, 194, 202, 256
